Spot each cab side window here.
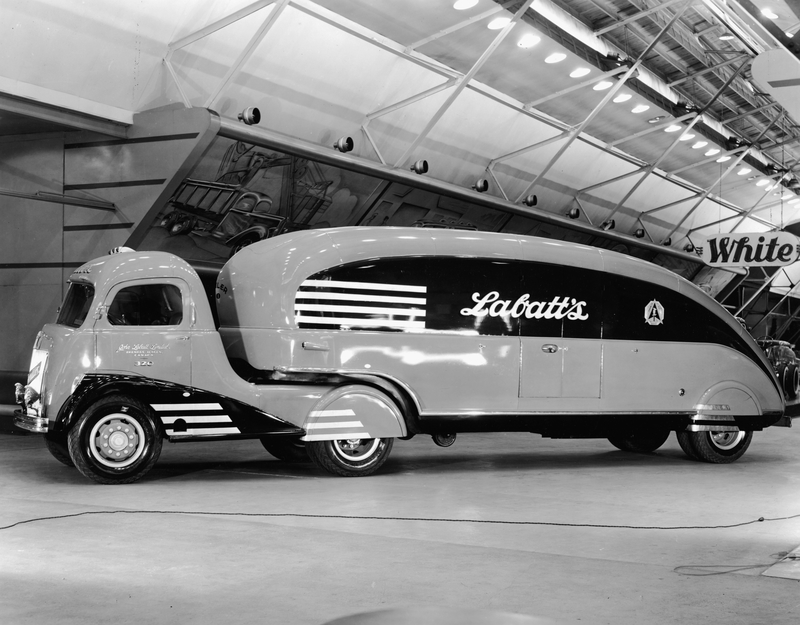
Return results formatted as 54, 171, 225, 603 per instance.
108, 284, 183, 326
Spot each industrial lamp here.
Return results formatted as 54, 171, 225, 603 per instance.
601, 219, 615, 231
634, 228, 645, 238
566, 207, 580, 219
522, 194, 538, 207
410, 160, 429, 175
333, 137, 354, 153
472, 179, 489, 192
238, 107, 261, 125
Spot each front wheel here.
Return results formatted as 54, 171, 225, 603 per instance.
678, 431, 752, 464
608, 429, 670, 453
67, 395, 163, 484
306, 437, 394, 477
44, 434, 75, 467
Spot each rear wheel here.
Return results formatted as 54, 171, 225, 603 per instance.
608, 429, 670, 453
44, 434, 75, 467
306, 437, 394, 477
678, 431, 752, 464
68, 395, 163, 484
260, 438, 310, 463
675, 431, 700, 461
784, 363, 799, 400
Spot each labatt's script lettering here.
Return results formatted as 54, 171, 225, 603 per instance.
460, 292, 589, 320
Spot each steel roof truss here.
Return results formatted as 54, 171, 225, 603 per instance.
393, 0, 535, 168
513, 1, 693, 204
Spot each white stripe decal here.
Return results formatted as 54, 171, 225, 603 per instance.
160, 415, 232, 424
296, 291, 426, 304
309, 409, 356, 417
295, 303, 426, 316
150, 403, 223, 411
167, 427, 241, 436
301, 279, 426, 293
295, 316, 425, 328
306, 421, 364, 429
301, 433, 371, 441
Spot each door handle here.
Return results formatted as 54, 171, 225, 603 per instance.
302, 341, 329, 351
541, 344, 558, 353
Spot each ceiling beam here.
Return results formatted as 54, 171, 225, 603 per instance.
593, 0, 689, 36
0, 92, 129, 138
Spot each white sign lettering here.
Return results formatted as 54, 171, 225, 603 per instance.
702, 232, 800, 267
460, 292, 589, 320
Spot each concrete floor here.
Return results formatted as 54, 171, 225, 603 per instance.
2, 423, 800, 625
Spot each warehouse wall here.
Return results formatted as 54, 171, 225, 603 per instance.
0, 106, 218, 403
0, 136, 67, 401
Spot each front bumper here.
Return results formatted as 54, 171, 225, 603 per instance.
14, 409, 48, 433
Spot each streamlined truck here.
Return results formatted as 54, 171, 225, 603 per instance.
14, 227, 787, 483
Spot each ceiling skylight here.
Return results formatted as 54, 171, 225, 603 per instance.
518, 34, 540, 48
488, 17, 511, 29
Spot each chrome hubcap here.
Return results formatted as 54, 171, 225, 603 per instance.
709, 431, 744, 450
89, 413, 146, 468
333, 438, 380, 462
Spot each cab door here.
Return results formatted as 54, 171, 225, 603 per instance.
94, 279, 192, 386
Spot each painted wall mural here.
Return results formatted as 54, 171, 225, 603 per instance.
138, 137, 514, 262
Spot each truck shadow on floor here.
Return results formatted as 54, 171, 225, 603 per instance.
140, 447, 784, 483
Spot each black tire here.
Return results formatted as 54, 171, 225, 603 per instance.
260, 437, 310, 463
679, 431, 753, 464
784, 363, 799, 400
44, 434, 75, 467
676, 431, 701, 461
608, 429, 670, 453
67, 395, 163, 484
306, 437, 394, 477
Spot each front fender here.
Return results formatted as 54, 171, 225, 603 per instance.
54, 373, 305, 440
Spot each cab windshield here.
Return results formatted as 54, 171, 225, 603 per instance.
57, 283, 95, 328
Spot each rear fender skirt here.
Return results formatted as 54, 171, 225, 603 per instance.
689, 382, 782, 431
300, 385, 406, 442
55, 374, 304, 440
